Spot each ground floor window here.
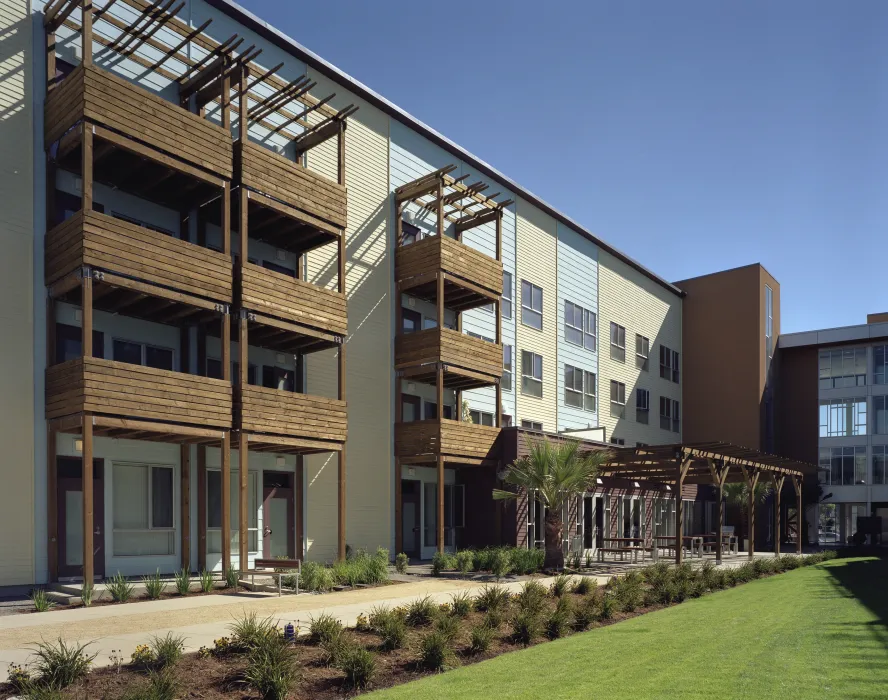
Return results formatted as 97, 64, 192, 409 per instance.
422, 482, 463, 548
112, 463, 175, 556
619, 496, 644, 539
207, 470, 259, 554
654, 498, 676, 538
818, 503, 867, 545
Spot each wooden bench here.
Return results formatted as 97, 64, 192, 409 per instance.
244, 558, 301, 596
597, 547, 637, 563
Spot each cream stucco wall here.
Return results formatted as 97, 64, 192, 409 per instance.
597, 251, 682, 446
0, 0, 34, 586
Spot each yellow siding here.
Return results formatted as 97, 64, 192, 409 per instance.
598, 251, 682, 445
304, 67, 391, 561
515, 198, 558, 431
0, 0, 34, 585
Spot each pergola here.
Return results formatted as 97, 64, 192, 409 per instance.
600, 442, 816, 565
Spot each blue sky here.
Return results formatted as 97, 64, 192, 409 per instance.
237, 0, 886, 333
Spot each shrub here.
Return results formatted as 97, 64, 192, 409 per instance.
107, 573, 135, 603
753, 557, 775, 576
610, 574, 644, 612
468, 624, 495, 655
173, 568, 191, 596
482, 609, 505, 630
30, 638, 96, 689
571, 576, 595, 596
781, 555, 802, 570
734, 562, 756, 583
230, 612, 280, 651
822, 549, 838, 560
585, 552, 594, 569
125, 668, 178, 700
600, 593, 617, 620
143, 570, 166, 600
474, 584, 510, 613
7, 663, 31, 691
395, 552, 409, 574
131, 644, 153, 666
510, 610, 541, 646
490, 548, 512, 580
30, 588, 56, 613
198, 569, 215, 593
319, 630, 351, 667
510, 547, 545, 575
150, 632, 185, 669
550, 573, 572, 598
641, 561, 670, 587
450, 591, 472, 618
224, 568, 239, 589
431, 551, 448, 576
368, 604, 395, 630
573, 596, 598, 630
80, 581, 96, 607
338, 645, 377, 690
418, 630, 452, 671
473, 548, 493, 572
244, 633, 299, 700
309, 612, 343, 645
301, 562, 335, 592
406, 595, 437, 627
724, 568, 739, 587
545, 597, 572, 639
457, 550, 474, 577
379, 614, 407, 651
514, 580, 548, 615
434, 614, 461, 643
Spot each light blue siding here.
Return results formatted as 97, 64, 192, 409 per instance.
556, 222, 599, 431
390, 122, 516, 422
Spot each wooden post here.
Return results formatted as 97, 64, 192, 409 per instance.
295, 456, 304, 560
81, 268, 92, 357
793, 476, 803, 554
197, 445, 206, 572
708, 459, 729, 565
180, 445, 191, 570
81, 126, 93, 212
81, 0, 92, 66
495, 210, 503, 427
239, 65, 249, 141
436, 177, 444, 236
773, 475, 785, 556
47, 422, 58, 582
674, 455, 691, 565
221, 431, 231, 572
337, 122, 346, 187
82, 414, 94, 583
394, 457, 402, 554
238, 431, 248, 569
46, 30, 56, 92
338, 447, 346, 561
437, 455, 445, 554
742, 466, 759, 559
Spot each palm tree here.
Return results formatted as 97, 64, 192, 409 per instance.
723, 481, 773, 549
493, 437, 612, 570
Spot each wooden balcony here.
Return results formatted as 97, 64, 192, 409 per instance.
241, 262, 347, 346
396, 235, 502, 311
395, 328, 501, 388
45, 65, 231, 208
45, 210, 231, 325
395, 419, 501, 465
237, 385, 347, 450
46, 357, 232, 429
236, 139, 347, 254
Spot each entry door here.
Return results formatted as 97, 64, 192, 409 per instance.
57, 457, 105, 580
262, 473, 294, 559
401, 480, 421, 558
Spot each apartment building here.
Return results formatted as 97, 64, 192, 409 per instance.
2, 0, 701, 587
776, 314, 888, 546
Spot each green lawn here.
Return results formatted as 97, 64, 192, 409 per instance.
369, 557, 888, 700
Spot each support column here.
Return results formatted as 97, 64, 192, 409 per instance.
674, 455, 691, 565
295, 457, 304, 560
221, 431, 231, 572
793, 476, 803, 554
708, 459, 729, 565
180, 445, 191, 571
495, 300, 502, 427
197, 446, 206, 571
47, 423, 58, 582
437, 455, 445, 554
46, 29, 56, 92
742, 466, 759, 560
773, 475, 785, 556
81, 0, 92, 66
338, 447, 346, 561
435, 256, 446, 554
82, 125, 93, 212
436, 177, 444, 236
82, 414, 94, 583
238, 431, 248, 570
394, 457, 402, 554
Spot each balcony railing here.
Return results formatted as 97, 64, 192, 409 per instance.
46, 357, 232, 428
395, 419, 500, 462
395, 328, 501, 382
237, 384, 347, 444
396, 234, 502, 302
241, 262, 347, 336
45, 210, 233, 304
45, 64, 232, 180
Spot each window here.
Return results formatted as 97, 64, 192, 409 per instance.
423, 401, 438, 420
875, 396, 888, 435
659, 397, 679, 432
563, 301, 596, 351
502, 271, 513, 320
765, 284, 773, 364
564, 365, 595, 412
584, 309, 597, 351
819, 446, 867, 485
635, 335, 650, 371
502, 414, 513, 427
610, 323, 626, 362
402, 308, 421, 333
401, 220, 421, 245
521, 280, 543, 330
636, 388, 650, 424
54, 189, 104, 223
876, 346, 887, 385
521, 350, 543, 397
262, 365, 295, 392
502, 345, 513, 392
112, 211, 175, 237
819, 348, 867, 389
262, 260, 296, 277
113, 339, 174, 370
401, 394, 421, 422
610, 380, 626, 419
207, 469, 258, 553
55, 323, 104, 362
521, 420, 543, 431
469, 409, 494, 426
660, 345, 680, 383
819, 398, 868, 437
610, 437, 625, 446
112, 464, 174, 556
466, 330, 494, 342
874, 446, 887, 485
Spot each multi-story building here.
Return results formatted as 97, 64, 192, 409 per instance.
4, 0, 786, 587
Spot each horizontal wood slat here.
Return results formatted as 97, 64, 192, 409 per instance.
46, 357, 232, 428
395, 328, 501, 379
396, 235, 502, 296
395, 419, 501, 461
241, 262, 346, 336
238, 140, 347, 229
237, 384, 347, 443
45, 65, 232, 179
45, 210, 233, 303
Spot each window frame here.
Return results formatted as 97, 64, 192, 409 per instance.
564, 364, 584, 409
610, 322, 626, 363
502, 344, 513, 392
469, 409, 495, 427
502, 271, 513, 320
521, 350, 543, 398
521, 280, 543, 331
521, 419, 543, 431
112, 462, 176, 557
610, 380, 626, 418
818, 398, 868, 437
635, 334, 650, 371
636, 388, 650, 424
113, 338, 175, 371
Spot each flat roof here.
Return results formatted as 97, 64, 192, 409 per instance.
779, 322, 888, 349
205, 0, 685, 298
